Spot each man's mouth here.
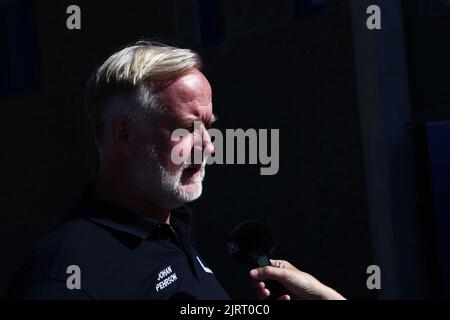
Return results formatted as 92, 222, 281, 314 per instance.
183, 165, 203, 177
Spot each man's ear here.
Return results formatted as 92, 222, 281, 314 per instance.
111, 116, 137, 158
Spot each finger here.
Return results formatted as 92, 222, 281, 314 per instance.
261, 288, 270, 299
270, 259, 280, 267
250, 266, 287, 283
250, 280, 266, 290
270, 259, 296, 271
256, 288, 270, 300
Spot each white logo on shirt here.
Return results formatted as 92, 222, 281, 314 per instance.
197, 256, 213, 274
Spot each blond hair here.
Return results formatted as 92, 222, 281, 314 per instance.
85, 41, 201, 146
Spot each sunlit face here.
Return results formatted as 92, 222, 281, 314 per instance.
131, 69, 215, 209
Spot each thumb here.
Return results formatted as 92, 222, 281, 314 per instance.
250, 266, 289, 284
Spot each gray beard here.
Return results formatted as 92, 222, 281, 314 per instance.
132, 144, 205, 210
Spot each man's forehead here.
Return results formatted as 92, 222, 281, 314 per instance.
157, 69, 211, 105
162, 105, 217, 123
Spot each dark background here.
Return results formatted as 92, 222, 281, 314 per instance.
1, 0, 450, 299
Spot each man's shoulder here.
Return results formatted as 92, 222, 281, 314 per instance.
34, 218, 112, 263
8, 218, 117, 298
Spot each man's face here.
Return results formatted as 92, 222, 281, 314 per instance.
131, 69, 215, 209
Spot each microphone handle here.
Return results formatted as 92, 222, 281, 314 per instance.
250, 254, 287, 300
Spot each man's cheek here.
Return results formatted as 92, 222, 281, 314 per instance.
169, 140, 192, 166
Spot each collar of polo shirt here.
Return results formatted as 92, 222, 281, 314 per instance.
73, 184, 192, 240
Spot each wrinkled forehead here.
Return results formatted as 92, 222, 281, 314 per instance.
156, 69, 212, 119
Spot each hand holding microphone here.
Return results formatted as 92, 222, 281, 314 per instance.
227, 221, 286, 299
249, 259, 346, 300
227, 220, 345, 300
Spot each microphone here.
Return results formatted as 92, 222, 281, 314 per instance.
226, 220, 286, 299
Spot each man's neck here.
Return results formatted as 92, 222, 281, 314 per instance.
93, 174, 171, 224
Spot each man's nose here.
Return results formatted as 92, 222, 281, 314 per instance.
191, 124, 214, 164
202, 126, 214, 157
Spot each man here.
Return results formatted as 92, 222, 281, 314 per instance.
8, 41, 227, 299
8, 41, 344, 300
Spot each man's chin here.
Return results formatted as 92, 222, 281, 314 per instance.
177, 181, 203, 201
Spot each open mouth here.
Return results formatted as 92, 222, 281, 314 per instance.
180, 165, 204, 185
183, 165, 203, 177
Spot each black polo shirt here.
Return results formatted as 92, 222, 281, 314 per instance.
8, 189, 230, 300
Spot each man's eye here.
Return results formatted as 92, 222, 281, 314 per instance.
184, 122, 213, 132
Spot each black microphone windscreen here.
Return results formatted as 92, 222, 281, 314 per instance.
226, 220, 287, 299
226, 220, 275, 266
